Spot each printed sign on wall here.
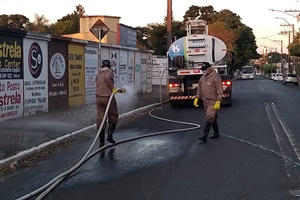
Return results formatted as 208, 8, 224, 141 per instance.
0, 35, 23, 121
23, 39, 48, 115
85, 46, 98, 104
110, 48, 119, 88
128, 51, 134, 85
134, 52, 141, 93
141, 53, 147, 93
68, 44, 85, 107
48, 41, 68, 111
152, 56, 167, 85
146, 53, 153, 93
119, 50, 128, 86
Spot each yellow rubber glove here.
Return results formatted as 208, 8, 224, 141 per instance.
194, 98, 199, 107
213, 100, 221, 110
112, 88, 117, 94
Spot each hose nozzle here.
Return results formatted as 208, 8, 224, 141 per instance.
117, 88, 126, 93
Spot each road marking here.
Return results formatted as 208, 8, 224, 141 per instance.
265, 102, 300, 197
257, 83, 265, 92
270, 103, 300, 161
265, 103, 293, 177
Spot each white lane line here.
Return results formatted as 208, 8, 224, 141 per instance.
265, 103, 292, 177
257, 83, 265, 92
271, 103, 300, 161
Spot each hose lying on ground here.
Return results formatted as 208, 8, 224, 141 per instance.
17, 89, 201, 200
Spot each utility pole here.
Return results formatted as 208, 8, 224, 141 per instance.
167, 0, 172, 50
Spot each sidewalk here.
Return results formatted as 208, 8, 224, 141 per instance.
0, 85, 169, 170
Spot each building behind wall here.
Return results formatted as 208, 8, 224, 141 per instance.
63, 15, 136, 48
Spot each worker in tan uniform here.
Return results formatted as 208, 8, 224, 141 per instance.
194, 62, 223, 143
95, 59, 119, 147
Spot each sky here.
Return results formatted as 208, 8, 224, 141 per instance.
0, 0, 299, 54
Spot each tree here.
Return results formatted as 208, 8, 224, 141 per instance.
0, 14, 29, 29
183, 5, 216, 23
136, 19, 186, 55
50, 4, 85, 35
211, 9, 241, 29
267, 52, 281, 63
208, 21, 235, 50
234, 25, 260, 68
27, 14, 51, 33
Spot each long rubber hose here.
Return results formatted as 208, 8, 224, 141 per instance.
17, 93, 115, 200
18, 74, 201, 200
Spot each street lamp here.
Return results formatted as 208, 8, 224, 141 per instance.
269, 9, 300, 21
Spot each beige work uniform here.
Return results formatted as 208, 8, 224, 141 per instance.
95, 67, 118, 130
195, 68, 223, 123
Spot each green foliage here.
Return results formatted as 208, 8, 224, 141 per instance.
0, 14, 29, 29
234, 25, 259, 69
183, 5, 215, 23
26, 14, 51, 33
263, 64, 276, 75
50, 4, 85, 35
288, 42, 300, 57
266, 52, 281, 63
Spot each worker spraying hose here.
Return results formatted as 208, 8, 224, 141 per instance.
96, 59, 126, 147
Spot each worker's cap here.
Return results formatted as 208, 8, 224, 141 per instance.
101, 59, 111, 67
200, 62, 211, 70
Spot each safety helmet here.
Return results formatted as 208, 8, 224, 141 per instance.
101, 59, 111, 68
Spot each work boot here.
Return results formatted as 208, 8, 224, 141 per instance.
107, 122, 116, 143
198, 123, 211, 143
99, 129, 105, 147
210, 121, 220, 139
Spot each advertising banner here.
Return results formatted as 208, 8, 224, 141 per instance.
68, 44, 85, 107
141, 53, 147, 93
85, 46, 98, 104
128, 51, 134, 85
110, 48, 120, 88
0, 35, 23, 121
48, 41, 68, 111
146, 53, 152, 93
134, 52, 141, 93
23, 38, 48, 115
152, 56, 167, 85
119, 50, 128, 86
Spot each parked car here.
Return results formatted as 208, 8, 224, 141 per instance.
271, 73, 276, 80
283, 74, 299, 86
273, 73, 283, 82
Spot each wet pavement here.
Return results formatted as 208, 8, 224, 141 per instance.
0, 85, 169, 170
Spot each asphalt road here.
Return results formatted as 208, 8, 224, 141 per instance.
2, 76, 300, 200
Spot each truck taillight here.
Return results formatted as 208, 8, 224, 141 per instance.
169, 83, 180, 88
222, 81, 231, 86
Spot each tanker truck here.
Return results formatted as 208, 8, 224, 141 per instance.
167, 19, 232, 108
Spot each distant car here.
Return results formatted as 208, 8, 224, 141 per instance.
273, 73, 283, 82
271, 73, 276, 80
256, 71, 261, 76
283, 73, 299, 86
